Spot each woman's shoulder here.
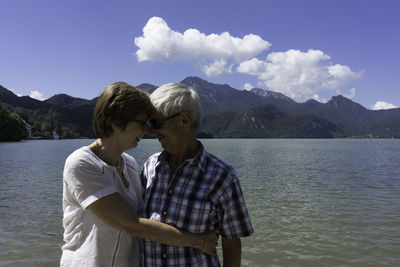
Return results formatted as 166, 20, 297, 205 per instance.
65, 146, 103, 171
122, 152, 138, 172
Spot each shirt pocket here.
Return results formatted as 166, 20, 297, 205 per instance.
170, 194, 217, 233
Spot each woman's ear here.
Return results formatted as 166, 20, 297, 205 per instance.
111, 123, 121, 133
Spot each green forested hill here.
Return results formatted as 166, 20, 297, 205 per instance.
0, 85, 94, 140
0, 103, 28, 141
1, 78, 399, 141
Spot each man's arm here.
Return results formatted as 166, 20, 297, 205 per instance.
222, 237, 241, 267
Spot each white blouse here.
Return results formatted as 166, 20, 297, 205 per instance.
61, 146, 143, 267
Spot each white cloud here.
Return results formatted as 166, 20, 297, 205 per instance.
371, 101, 398, 110
134, 17, 271, 76
237, 49, 363, 102
312, 94, 328, 103
29, 90, 45, 101
202, 59, 232, 77
134, 18, 363, 101
237, 58, 266, 76
343, 88, 356, 99
244, 83, 254, 91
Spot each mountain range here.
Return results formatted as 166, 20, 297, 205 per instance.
1, 76, 399, 139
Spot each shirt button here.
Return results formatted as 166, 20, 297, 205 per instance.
162, 210, 167, 216
168, 189, 173, 194
162, 253, 167, 259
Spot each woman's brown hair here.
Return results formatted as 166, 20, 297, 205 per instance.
92, 82, 154, 138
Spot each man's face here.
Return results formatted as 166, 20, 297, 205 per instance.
148, 111, 185, 153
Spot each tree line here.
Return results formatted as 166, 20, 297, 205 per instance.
0, 103, 81, 141
0, 103, 27, 141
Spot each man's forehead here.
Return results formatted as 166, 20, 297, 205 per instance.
150, 110, 165, 119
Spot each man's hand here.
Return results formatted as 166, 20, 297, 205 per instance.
198, 229, 220, 256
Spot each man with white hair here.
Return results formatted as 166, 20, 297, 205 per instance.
142, 83, 253, 266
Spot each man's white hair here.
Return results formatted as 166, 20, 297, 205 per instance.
150, 83, 202, 130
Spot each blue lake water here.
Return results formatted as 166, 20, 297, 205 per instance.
0, 139, 399, 266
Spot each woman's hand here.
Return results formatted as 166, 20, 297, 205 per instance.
198, 229, 220, 256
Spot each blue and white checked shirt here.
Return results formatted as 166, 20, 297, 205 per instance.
141, 142, 253, 266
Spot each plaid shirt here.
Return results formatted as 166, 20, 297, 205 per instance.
141, 142, 253, 266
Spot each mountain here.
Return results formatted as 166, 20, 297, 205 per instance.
44, 94, 97, 127
248, 87, 295, 103
302, 99, 325, 109
45, 94, 96, 109
136, 83, 158, 93
0, 85, 50, 110
201, 104, 342, 138
176, 78, 400, 138
136, 77, 275, 115
0, 85, 94, 139
136, 77, 298, 114
180, 77, 266, 114
1, 78, 399, 139
282, 95, 400, 137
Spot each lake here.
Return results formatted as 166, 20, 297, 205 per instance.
0, 139, 399, 266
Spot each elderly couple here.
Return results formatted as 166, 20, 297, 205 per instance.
61, 82, 253, 267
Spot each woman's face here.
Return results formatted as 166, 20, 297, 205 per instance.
116, 113, 148, 150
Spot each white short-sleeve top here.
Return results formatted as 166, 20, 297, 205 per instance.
60, 146, 143, 267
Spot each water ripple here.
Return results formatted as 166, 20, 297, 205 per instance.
1, 139, 400, 266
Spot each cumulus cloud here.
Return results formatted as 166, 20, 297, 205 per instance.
134, 18, 363, 102
244, 83, 254, 91
371, 101, 398, 110
237, 49, 363, 102
29, 90, 45, 101
340, 88, 356, 99
202, 59, 232, 77
134, 17, 271, 76
311, 94, 328, 103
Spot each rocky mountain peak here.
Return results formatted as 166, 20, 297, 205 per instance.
328, 95, 366, 112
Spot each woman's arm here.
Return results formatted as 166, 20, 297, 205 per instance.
87, 192, 218, 256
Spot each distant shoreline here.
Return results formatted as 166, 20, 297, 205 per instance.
1, 136, 398, 143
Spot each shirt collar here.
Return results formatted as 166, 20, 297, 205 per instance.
155, 141, 207, 173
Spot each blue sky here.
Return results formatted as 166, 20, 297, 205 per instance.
1, 0, 399, 110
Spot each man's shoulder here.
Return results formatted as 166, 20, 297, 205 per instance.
203, 149, 234, 174
201, 150, 244, 203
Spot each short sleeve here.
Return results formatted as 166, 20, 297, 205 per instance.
63, 152, 117, 209
217, 172, 254, 239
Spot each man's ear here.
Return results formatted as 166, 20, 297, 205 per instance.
179, 111, 192, 130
